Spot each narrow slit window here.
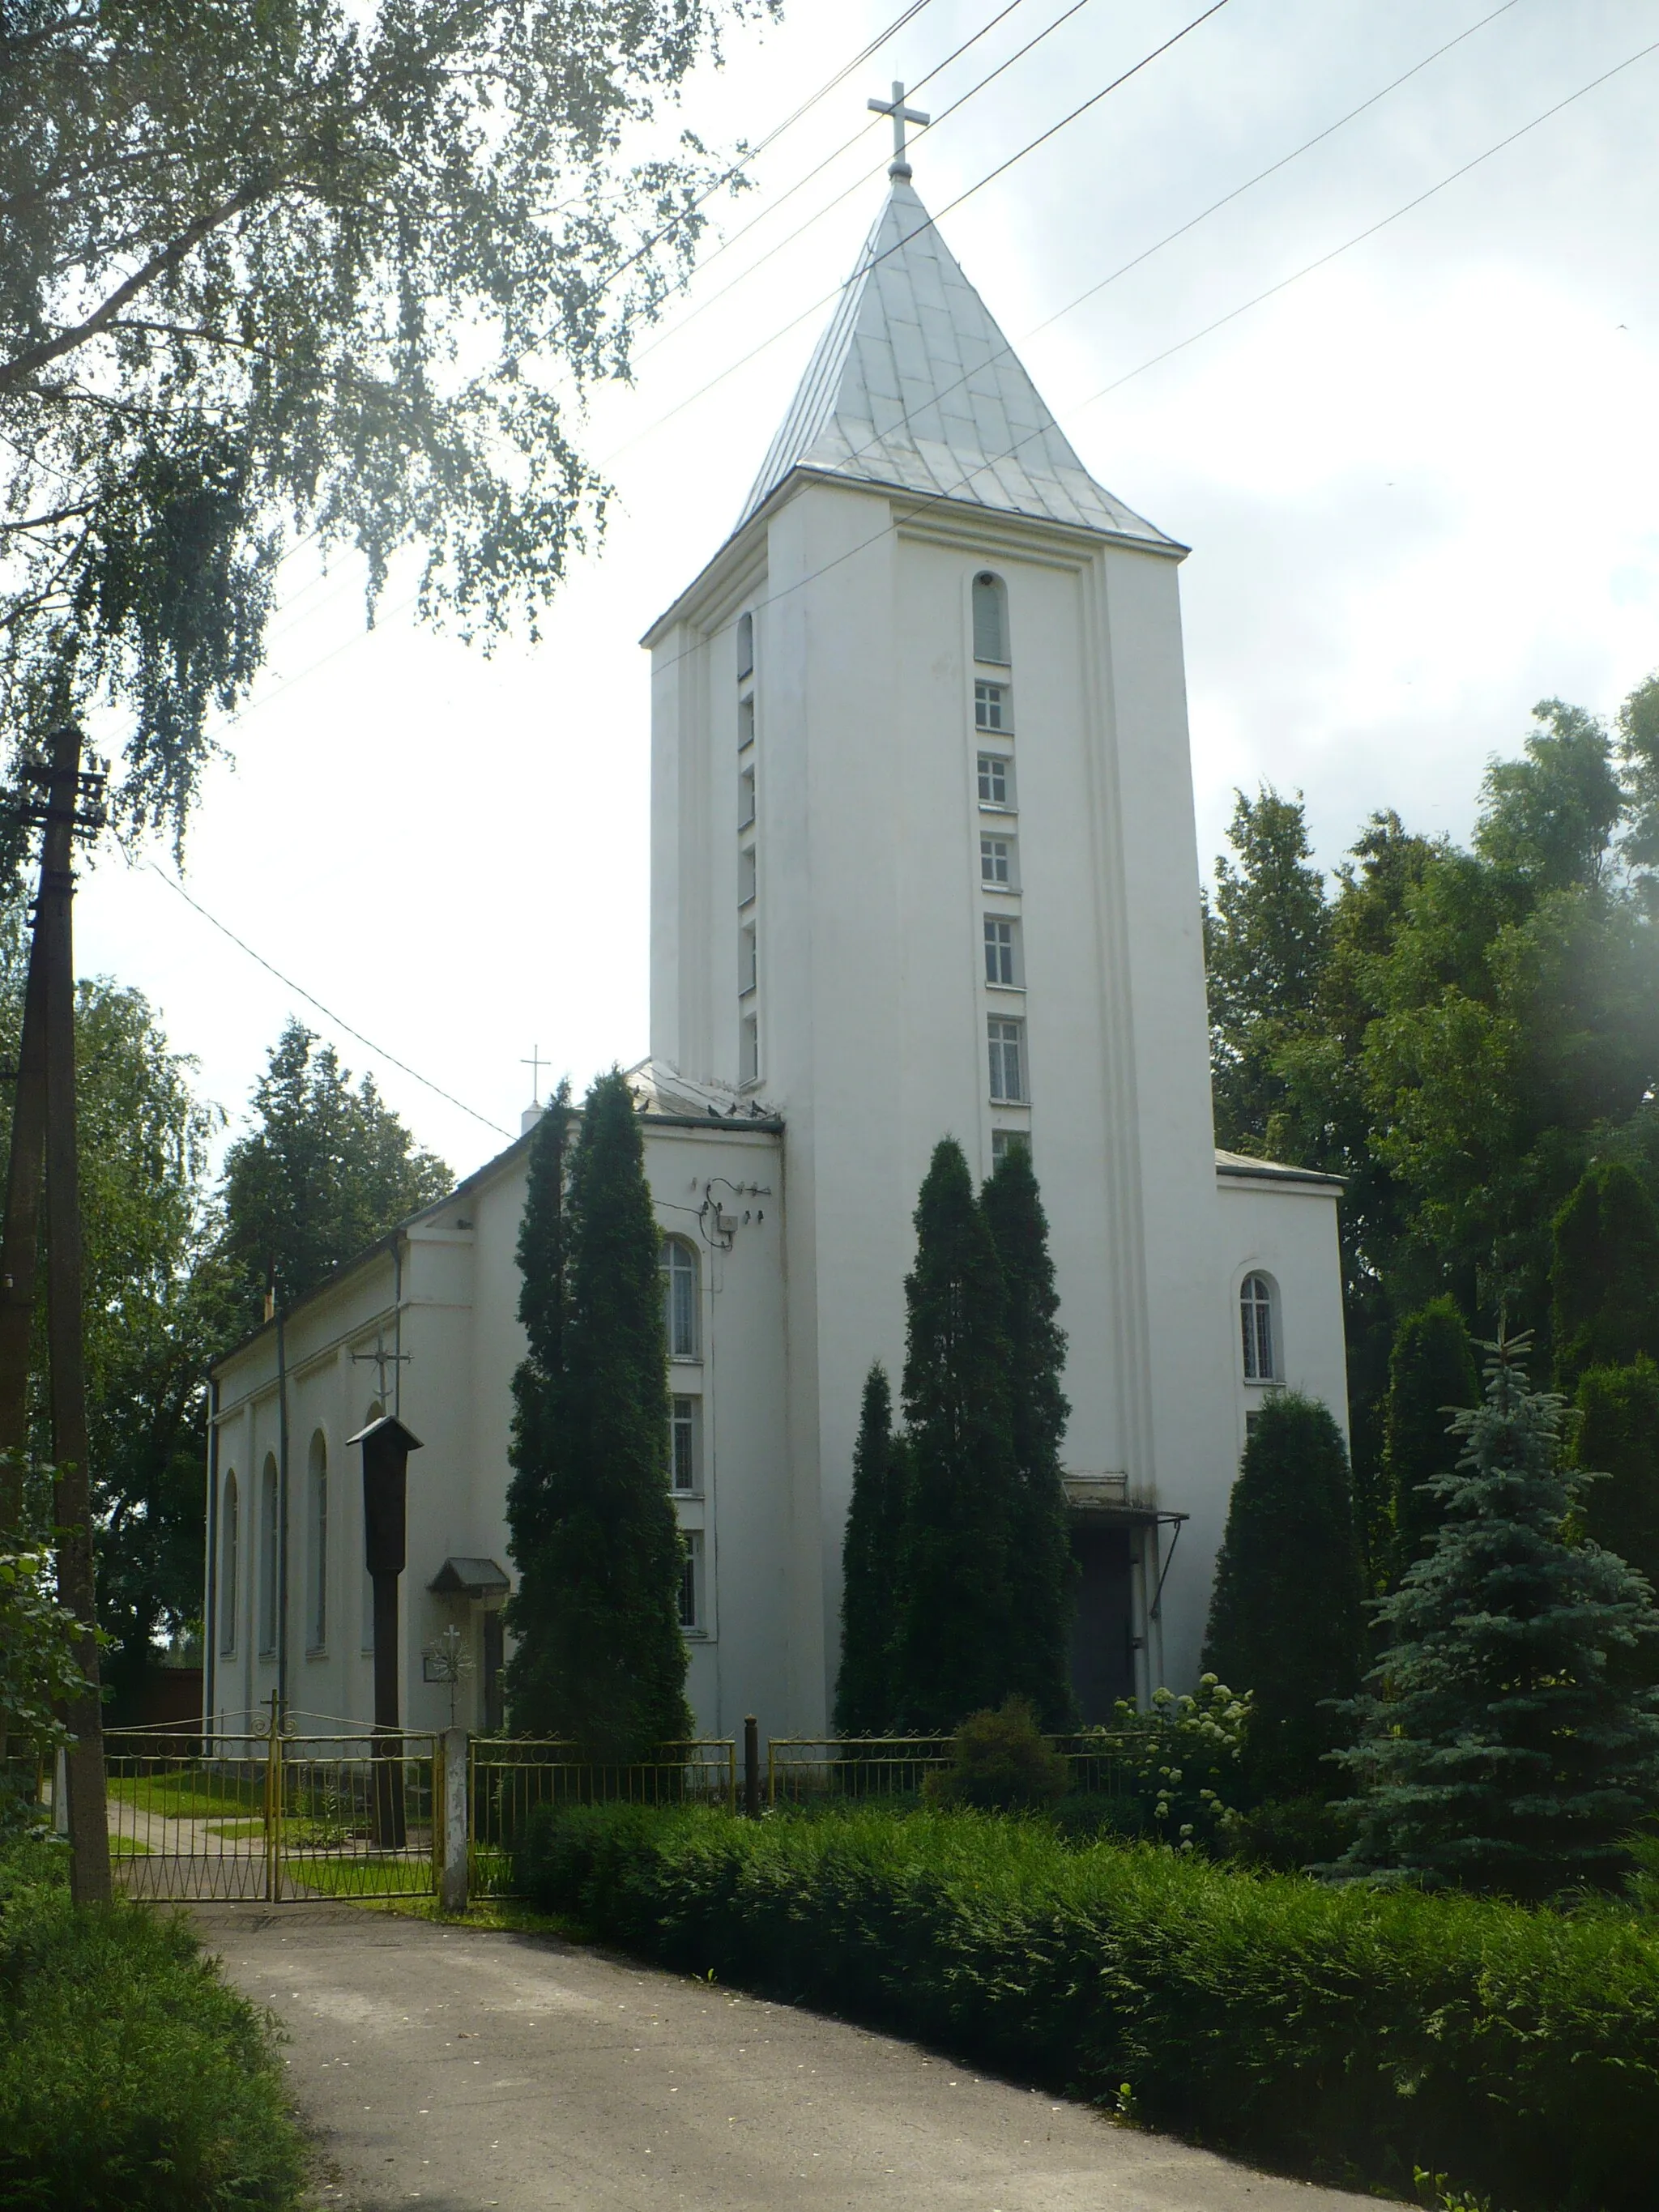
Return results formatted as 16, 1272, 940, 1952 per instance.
736, 610, 754, 683
662, 1238, 699, 1359
219, 1472, 239, 1655
988, 1016, 1026, 1102
977, 753, 1012, 808
740, 922, 757, 995
671, 1396, 700, 1493
975, 680, 1009, 733
678, 1530, 705, 1630
1240, 1274, 1277, 1382
739, 765, 756, 829
258, 1455, 279, 1659
738, 695, 755, 750
307, 1431, 328, 1653
983, 915, 1018, 987
972, 571, 1009, 664
738, 843, 757, 906
740, 1012, 759, 1086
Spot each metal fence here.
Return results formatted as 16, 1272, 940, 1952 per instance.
104, 1718, 440, 1903
467, 1737, 737, 1897
768, 1733, 1139, 1807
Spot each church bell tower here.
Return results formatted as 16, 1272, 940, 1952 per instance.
642, 130, 1321, 1725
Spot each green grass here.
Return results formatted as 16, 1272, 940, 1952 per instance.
204, 1818, 267, 1839
290, 1851, 436, 1900
106, 1771, 263, 1821
522, 1801, 1659, 2212
0, 1836, 307, 2210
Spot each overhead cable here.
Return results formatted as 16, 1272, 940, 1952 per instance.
143, 861, 515, 1140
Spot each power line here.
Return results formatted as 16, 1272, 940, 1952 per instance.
630, 0, 1035, 320
604, 0, 1236, 460
1077, 26, 1659, 408
628, 0, 1094, 369
258, 0, 946, 590
143, 861, 515, 1140
1018, 0, 1524, 351
208, 0, 1232, 715
223, 9, 1644, 727
637, 23, 1659, 688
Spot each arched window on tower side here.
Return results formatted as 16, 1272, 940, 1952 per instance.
220, 1471, 239, 1655
1239, 1272, 1278, 1383
307, 1430, 328, 1653
660, 1236, 700, 1360
972, 570, 1009, 666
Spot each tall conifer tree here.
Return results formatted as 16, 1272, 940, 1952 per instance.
1383, 1297, 1479, 1572
503, 1081, 570, 1593
1550, 1161, 1659, 1392
980, 1140, 1076, 1726
1337, 1338, 1659, 1895
503, 1071, 691, 1758
1576, 1357, 1659, 1682
834, 1364, 909, 1735
1202, 1392, 1363, 1801
893, 1139, 1018, 1733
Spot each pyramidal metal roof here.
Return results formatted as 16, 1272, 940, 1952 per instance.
736, 177, 1179, 548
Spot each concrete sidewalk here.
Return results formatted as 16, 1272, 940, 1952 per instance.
198, 1903, 1380, 2212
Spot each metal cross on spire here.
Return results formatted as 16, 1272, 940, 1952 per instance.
868, 79, 930, 181
521, 1042, 546, 1106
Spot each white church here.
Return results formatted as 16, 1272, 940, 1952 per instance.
202, 140, 1349, 1746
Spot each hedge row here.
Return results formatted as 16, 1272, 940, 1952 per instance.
0, 1841, 306, 2210
521, 1802, 1659, 2212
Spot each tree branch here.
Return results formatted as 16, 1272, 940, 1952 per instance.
0, 498, 98, 535
109, 318, 275, 359
0, 177, 275, 395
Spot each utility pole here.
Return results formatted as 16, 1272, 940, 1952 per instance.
0, 816, 52, 1529
26, 727, 109, 1902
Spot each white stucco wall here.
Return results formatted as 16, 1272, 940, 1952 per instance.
645, 471, 1352, 1718
205, 1116, 795, 1745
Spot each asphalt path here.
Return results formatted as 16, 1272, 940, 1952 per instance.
197, 1903, 1380, 2212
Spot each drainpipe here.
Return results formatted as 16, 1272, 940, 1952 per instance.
392, 1237, 403, 1418
203, 1375, 220, 1735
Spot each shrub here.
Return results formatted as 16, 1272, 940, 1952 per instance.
1576, 1356, 1659, 1595
1201, 1392, 1363, 1801
1095, 1674, 1248, 1852
1227, 1793, 1355, 1873
1550, 1160, 1659, 1393
1336, 1337, 1659, 1896
923, 1698, 1068, 1811
0, 1843, 305, 2210
519, 1800, 1659, 2212
1382, 1298, 1479, 1572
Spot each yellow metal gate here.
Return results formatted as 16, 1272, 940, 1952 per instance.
105, 1709, 440, 1903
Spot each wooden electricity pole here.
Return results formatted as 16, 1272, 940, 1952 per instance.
0, 838, 50, 1528
0, 727, 110, 1901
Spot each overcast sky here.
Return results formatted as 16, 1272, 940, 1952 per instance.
74, 0, 1659, 1182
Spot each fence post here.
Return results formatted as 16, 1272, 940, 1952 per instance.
439, 1727, 468, 1914
743, 1716, 760, 1818
263, 1693, 282, 1903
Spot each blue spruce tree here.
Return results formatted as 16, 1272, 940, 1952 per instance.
1336, 1336, 1659, 1895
